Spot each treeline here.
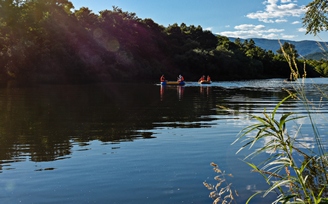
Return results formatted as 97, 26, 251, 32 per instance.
0, 0, 324, 85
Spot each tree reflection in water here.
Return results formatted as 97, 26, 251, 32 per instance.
1, 80, 299, 162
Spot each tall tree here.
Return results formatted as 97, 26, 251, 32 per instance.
74, 7, 98, 31
277, 42, 299, 58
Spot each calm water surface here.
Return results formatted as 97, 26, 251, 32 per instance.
0, 78, 327, 203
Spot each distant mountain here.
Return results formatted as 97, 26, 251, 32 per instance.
304, 51, 328, 60
228, 37, 328, 59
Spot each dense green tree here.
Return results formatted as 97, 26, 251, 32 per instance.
307, 59, 328, 77
74, 7, 98, 31
0, 0, 324, 85
277, 42, 299, 58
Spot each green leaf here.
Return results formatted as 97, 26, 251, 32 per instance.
246, 191, 262, 204
272, 95, 292, 117
264, 180, 291, 197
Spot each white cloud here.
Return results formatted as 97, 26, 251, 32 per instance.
217, 23, 285, 39
204, 27, 213, 31
246, 0, 306, 23
298, 27, 306, 32
281, 34, 296, 39
218, 30, 262, 39
262, 33, 279, 38
215, 1, 310, 40
267, 28, 285, 32
275, 19, 287, 23
235, 24, 265, 30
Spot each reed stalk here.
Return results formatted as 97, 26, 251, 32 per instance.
206, 40, 328, 203
232, 41, 328, 203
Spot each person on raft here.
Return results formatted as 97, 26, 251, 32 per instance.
160, 75, 166, 82
177, 75, 184, 82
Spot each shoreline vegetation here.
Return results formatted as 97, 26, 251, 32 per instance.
205, 50, 328, 203
204, 2, 328, 200
0, 1, 326, 86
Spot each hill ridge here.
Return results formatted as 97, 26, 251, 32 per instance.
228, 37, 327, 58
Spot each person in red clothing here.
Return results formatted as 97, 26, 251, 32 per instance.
207, 75, 211, 81
160, 75, 166, 82
198, 75, 205, 82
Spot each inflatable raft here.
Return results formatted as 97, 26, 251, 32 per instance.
198, 80, 211, 84
161, 81, 185, 86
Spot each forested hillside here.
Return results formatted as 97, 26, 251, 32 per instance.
304, 52, 328, 60
0, 0, 325, 85
229, 37, 328, 57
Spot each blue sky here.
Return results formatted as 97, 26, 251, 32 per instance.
70, 0, 328, 41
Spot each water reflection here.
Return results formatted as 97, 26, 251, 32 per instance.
199, 85, 211, 96
160, 85, 164, 101
1, 79, 328, 204
177, 86, 184, 100
0, 79, 327, 163
160, 85, 185, 101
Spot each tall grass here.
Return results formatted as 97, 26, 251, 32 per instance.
205, 41, 328, 203
203, 162, 238, 204
233, 94, 328, 203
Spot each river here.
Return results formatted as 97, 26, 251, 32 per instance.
0, 78, 327, 203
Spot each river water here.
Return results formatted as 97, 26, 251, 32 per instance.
0, 78, 327, 203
